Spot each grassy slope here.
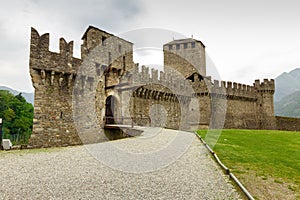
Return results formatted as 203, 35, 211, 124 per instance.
197, 129, 300, 198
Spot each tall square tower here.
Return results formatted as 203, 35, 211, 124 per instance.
163, 38, 206, 78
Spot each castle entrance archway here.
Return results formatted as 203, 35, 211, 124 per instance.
105, 95, 116, 124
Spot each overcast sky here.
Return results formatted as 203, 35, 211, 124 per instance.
1, 0, 300, 92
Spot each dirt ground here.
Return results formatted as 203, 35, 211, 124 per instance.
236, 170, 298, 200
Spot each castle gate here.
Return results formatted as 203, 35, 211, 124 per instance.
105, 95, 116, 124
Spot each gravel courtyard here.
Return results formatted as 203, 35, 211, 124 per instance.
0, 128, 242, 199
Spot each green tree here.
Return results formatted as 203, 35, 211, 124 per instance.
3, 108, 16, 122
0, 90, 34, 145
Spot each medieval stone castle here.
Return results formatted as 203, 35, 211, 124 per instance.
28, 26, 278, 148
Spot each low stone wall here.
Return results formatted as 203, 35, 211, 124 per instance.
276, 116, 300, 131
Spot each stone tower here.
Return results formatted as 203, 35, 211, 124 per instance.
163, 38, 206, 77
29, 28, 82, 147
255, 79, 276, 129
28, 26, 136, 147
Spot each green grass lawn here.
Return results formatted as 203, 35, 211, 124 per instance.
197, 129, 300, 199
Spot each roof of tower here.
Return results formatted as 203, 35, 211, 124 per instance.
81, 25, 133, 44
81, 25, 112, 39
164, 38, 205, 48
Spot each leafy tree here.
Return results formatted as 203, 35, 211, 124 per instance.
0, 90, 34, 145
3, 108, 15, 122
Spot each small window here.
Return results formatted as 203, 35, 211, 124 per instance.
184, 43, 188, 49
108, 52, 111, 64
176, 44, 180, 50
118, 69, 122, 76
95, 62, 100, 75
102, 36, 107, 46
191, 42, 195, 48
123, 56, 126, 71
168, 45, 172, 50
118, 45, 122, 53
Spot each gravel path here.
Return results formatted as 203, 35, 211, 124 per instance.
0, 128, 242, 199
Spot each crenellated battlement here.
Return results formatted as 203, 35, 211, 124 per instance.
125, 64, 192, 96
123, 61, 275, 102
30, 28, 50, 51
222, 81, 256, 100
30, 28, 82, 76
59, 38, 74, 57
254, 79, 275, 93
120, 63, 266, 102
187, 75, 257, 101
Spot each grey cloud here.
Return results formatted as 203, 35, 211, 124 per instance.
0, 0, 144, 92
109, 0, 141, 18
27, 0, 143, 32
119, 28, 187, 49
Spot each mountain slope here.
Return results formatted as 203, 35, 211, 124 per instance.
275, 90, 300, 118
0, 86, 34, 105
275, 68, 300, 102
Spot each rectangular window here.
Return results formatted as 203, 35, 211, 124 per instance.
118, 45, 122, 53
184, 43, 188, 49
176, 44, 180, 50
168, 45, 172, 50
191, 42, 195, 48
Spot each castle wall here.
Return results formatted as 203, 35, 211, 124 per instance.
189, 78, 276, 130
276, 116, 300, 131
129, 89, 182, 130
222, 82, 259, 129
29, 73, 81, 147
117, 64, 193, 130
225, 99, 258, 129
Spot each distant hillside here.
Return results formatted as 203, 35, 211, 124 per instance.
0, 86, 34, 105
275, 90, 300, 118
275, 68, 300, 102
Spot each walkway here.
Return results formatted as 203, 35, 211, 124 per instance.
0, 128, 242, 199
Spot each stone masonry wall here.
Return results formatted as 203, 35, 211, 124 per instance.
29, 28, 82, 147
276, 116, 300, 131
189, 78, 276, 130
